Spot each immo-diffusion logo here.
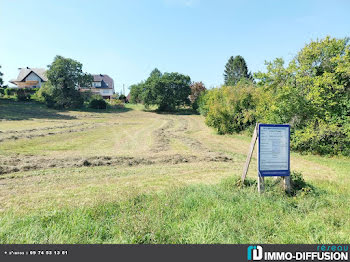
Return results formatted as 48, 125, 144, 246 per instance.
247, 245, 263, 261
247, 245, 349, 261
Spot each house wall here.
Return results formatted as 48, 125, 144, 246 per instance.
98, 89, 114, 96
24, 72, 43, 88
82, 88, 114, 98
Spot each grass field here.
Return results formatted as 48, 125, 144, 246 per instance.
0, 99, 349, 243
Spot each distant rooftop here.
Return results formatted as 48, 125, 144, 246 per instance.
10, 67, 48, 83
92, 74, 114, 89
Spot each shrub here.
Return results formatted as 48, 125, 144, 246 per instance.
196, 90, 210, 116
254, 36, 350, 156
108, 99, 124, 108
81, 90, 94, 102
199, 80, 257, 134
15, 89, 31, 101
4, 88, 14, 97
199, 36, 350, 156
89, 97, 107, 109
292, 120, 350, 156
129, 83, 144, 103
39, 82, 84, 109
119, 94, 127, 102
290, 171, 314, 196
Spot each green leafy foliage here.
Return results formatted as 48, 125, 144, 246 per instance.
108, 98, 125, 108
189, 81, 206, 110
14, 89, 31, 101
131, 68, 191, 111
255, 36, 350, 155
119, 94, 127, 102
129, 83, 144, 103
40, 81, 84, 109
88, 96, 107, 109
200, 36, 350, 156
290, 171, 314, 196
40, 56, 93, 109
199, 80, 257, 134
291, 120, 350, 156
4, 88, 13, 97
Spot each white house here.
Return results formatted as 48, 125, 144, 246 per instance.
80, 74, 115, 99
10, 67, 47, 88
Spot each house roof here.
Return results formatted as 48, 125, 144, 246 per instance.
92, 74, 114, 89
10, 67, 48, 83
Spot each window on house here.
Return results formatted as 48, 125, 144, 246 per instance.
93, 82, 101, 88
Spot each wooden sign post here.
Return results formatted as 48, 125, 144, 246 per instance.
241, 123, 258, 183
241, 123, 291, 193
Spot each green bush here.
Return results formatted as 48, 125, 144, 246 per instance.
88, 97, 107, 109
14, 89, 31, 101
290, 171, 314, 196
292, 120, 350, 156
81, 90, 94, 102
39, 82, 84, 109
198, 36, 350, 156
4, 88, 14, 97
108, 99, 124, 108
254, 36, 350, 156
199, 80, 257, 134
119, 94, 126, 102
129, 83, 144, 103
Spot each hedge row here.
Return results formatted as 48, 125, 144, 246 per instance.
198, 36, 350, 156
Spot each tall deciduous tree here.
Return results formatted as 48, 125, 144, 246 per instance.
42, 56, 93, 109
46, 55, 93, 90
140, 69, 191, 111
224, 55, 252, 85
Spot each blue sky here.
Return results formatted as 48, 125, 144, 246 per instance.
0, 0, 349, 94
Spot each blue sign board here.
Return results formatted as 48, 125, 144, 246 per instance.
258, 124, 290, 177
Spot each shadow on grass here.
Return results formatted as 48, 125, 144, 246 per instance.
152, 108, 199, 116
70, 106, 133, 114
0, 99, 132, 121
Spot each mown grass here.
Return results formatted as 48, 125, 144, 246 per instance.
1, 176, 349, 244
0, 100, 350, 243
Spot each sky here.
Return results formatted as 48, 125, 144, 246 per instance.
0, 0, 349, 94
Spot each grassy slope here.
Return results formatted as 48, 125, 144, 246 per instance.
0, 100, 349, 243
